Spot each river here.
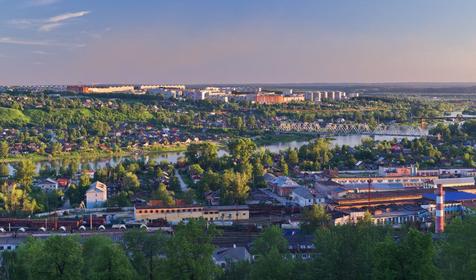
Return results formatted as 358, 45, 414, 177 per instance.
3, 134, 421, 176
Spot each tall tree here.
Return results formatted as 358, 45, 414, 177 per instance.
312, 223, 390, 280
123, 230, 167, 280
220, 170, 250, 204
251, 225, 288, 255
439, 216, 476, 279
164, 219, 220, 280
228, 138, 256, 165
287, 149, 299, 166
249, 226, 294, 280
0, 140, 9, 158
301, 204, 331, 233
15, 160, 36, 190
83, 236, 134, 280
33, 236, 83, 280
185, 143, 218, 169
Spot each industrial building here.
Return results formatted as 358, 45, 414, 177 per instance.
134, 201, 249, 223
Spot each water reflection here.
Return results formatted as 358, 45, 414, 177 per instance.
4, 133, 421, 176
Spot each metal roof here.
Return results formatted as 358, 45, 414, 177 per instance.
423, 191, 476, 202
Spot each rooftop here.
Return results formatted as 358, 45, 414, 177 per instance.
423, 191, 476, 202
272, 176, 300, 188
292, 187, 314, 199
213, 247, 250, 263
87, 181, 107, 193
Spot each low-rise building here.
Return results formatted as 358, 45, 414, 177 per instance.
378, 166, 418, 177
35, 178, 58, 192
372, 205, 428, 225
422, 191, 476, 217
213, 246, 252, 267
430, 177, 475, 188
270, 176, 301, 197
134, 203, 249, 223
291, 187, 315, 207
332, 210, 366, 225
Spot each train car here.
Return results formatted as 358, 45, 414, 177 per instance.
0, 217, 81, 231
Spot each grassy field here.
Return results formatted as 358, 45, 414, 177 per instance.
0, 107, 30, 126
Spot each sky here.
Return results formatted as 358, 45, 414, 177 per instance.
1, 0, 476, 85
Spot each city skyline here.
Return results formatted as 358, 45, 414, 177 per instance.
2, 0, 476, 85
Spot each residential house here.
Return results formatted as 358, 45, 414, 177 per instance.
56, 178, 70, 189
291, 187, 315, 207
213, 246, 252, 267
35, 178, 58, 192
283, 229, 315, 260
270, 176, 301, 197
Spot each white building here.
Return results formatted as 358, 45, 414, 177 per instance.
35, 178, 58, 192
432, 177, 475, 188
291, 187, 315, 207
86, 85, 135, 94
86, 181, 107, 208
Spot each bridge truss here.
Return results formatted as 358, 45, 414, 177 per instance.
277, 122, 428, 137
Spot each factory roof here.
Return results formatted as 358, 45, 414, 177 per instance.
434, 177, 475, 185
423, 191, 476, 203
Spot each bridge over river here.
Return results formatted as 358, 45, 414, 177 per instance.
277, 122, 429, 137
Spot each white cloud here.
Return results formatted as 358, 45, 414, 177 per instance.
7, 11, 90, 32
48, 11, 90, 23
39, 11, 90, 31
39, 22, 63, 32
0, 37, 85, 48
0, 37, 50, 46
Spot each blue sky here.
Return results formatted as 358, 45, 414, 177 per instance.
1, 0, 476, 85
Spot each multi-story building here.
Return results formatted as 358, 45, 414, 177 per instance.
283, 94, 305, 103
140, 84, 185, 90
85, 85, 135, 94
86, 181, 107, 208
67, 85, 135, 94
255, 93, 284, 104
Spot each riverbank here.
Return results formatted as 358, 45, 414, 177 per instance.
0, 143, 190, 164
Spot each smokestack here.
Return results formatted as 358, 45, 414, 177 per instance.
435, 184, 445, 234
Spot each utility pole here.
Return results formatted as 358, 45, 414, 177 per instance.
367, 178, 373, 209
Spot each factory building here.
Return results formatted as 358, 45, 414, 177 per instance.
134, 201, 249, 223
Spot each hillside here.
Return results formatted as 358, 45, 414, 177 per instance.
0, 107, 30, 127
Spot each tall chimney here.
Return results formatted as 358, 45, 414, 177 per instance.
435, 184, 445, 234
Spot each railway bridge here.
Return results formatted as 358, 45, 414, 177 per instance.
277, 122, 429, 137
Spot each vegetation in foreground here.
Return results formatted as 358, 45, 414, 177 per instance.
1, 216, 476, 280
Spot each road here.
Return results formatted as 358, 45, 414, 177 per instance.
175, 169, 189, 192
